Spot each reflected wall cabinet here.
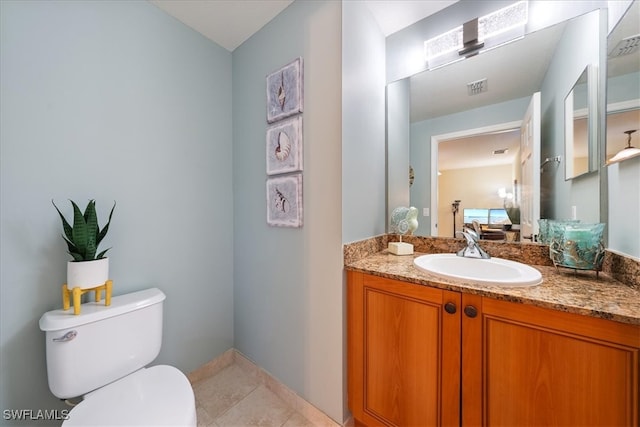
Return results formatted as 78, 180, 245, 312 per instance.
347, 271, 640, 426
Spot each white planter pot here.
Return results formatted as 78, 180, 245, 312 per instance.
67, 258, 109, 289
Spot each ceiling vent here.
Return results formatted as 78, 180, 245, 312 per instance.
467, 78, 488, 95
493, 148, 509, 155
609, 34, 640, 58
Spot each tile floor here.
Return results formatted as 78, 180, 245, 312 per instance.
191, 356, 340, 427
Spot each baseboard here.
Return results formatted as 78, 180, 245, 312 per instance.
186, 348, 235, 384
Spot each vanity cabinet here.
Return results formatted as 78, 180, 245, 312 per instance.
347, 271, 462, 426
347, 271, 640, 427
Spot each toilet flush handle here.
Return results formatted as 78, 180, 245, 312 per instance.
53, 330, 77, 342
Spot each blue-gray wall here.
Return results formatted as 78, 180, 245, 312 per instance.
342, 1, 387, 243
608, 156, 640, 257
540, 9, 602, 223
386, 79, 411, 228
0, 1, 234, 423
607, 72, 640, 105
232, 1, 344, 421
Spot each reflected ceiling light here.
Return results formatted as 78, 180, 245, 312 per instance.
498, 187, 514, 199
424, 1, 528, 70
608, 129, 640, 164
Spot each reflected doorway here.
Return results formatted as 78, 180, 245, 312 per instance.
437, 129, 521, 238
431, 94, 541, 241
431, 121, 522, 238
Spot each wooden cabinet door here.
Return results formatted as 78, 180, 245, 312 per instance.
347, 271, 461, 427
463, 296, 640, 426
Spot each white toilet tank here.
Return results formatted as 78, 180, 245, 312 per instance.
39, 288, 166, 399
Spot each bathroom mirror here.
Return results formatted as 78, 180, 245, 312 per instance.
564, 65, 596, 180
605, 0, 640, 165
386, 7, 603, 238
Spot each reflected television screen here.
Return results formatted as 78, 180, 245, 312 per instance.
463, 208, 489, 224
489, 208, 511, 225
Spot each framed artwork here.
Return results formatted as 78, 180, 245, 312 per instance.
266, 57, 303, 123
266, 116, 303, 175
266, 174, 303, 228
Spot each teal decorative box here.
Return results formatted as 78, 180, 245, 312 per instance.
548, 222, 605, 272
537, 219, 580, 244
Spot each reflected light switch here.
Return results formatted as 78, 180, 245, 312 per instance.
423, 208, 430, 217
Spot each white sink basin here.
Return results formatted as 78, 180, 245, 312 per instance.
413, 254, 542, 287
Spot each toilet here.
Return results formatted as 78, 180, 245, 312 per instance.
39, 288, 197, 426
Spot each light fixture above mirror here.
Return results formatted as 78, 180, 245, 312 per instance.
424, 1, 528, 70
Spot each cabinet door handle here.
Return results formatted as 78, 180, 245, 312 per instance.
464, 305, 478, 318
444, 302, 457, 314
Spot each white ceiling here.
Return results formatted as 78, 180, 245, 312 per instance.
150, 0, 294, 51
360, 1, 458, 36
150, 0, 457, 51
438, 129, 521, 171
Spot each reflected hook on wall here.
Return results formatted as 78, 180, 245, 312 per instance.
540, 155, 562, 173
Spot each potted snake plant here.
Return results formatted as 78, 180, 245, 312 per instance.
53, 199, 116, 289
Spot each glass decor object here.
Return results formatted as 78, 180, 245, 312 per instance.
537, 219, 581, 244
390, 206, 419, 235
548, 222, 605, 272
388, 207, 419, 255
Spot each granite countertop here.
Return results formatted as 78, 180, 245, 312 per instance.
346, 250, 640, 326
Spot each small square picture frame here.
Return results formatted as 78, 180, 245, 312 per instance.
266, 173, 303, 228
266, 57, 303, 123
266, 116, 303, 175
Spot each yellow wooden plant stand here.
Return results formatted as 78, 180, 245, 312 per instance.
62, 280, 113, 315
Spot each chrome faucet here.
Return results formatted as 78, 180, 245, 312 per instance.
456, 228, 491, 259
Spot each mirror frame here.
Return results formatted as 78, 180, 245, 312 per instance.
564, 64, 599, 180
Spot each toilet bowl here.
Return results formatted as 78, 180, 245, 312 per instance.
62, 365, 196, 426
39, 288, 196, 426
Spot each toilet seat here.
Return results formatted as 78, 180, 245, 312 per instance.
62, 365, 196, 426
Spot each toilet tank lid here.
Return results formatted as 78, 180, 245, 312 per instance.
39, 288, 166, 332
